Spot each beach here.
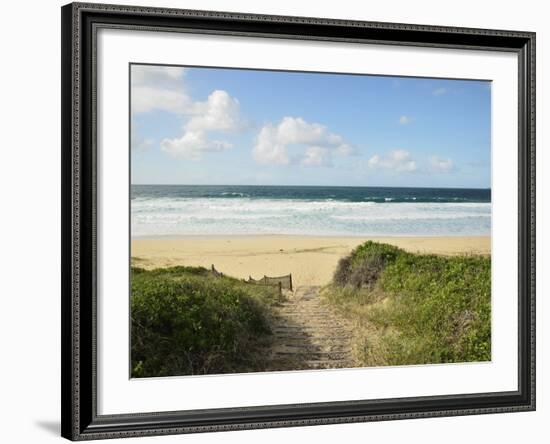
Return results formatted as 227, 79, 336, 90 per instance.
127, 68, 494, 376
131, 185, 492, 286
131, 235, 490, 286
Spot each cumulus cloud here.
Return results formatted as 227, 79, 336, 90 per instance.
131, 65, 190, 114
161, 131, 232, 159
160, 90, 244, 159
254, 125, 290, 165
131, 65, 245, 159
433, 87, 447, 96
368, 150, 417, 172
430, 156, 454, 173
185, 90, 244, 133
253, 117, 352, 166
399, 115, 413, 125
301, 146, 332, 167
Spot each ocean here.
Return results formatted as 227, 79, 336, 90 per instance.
131, 185, 491, 238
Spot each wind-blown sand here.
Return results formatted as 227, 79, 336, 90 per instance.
131, 236, 490, 287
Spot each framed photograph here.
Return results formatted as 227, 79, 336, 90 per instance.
61, 2, 535, 440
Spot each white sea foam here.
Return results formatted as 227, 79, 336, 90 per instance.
131, 197, 491, 237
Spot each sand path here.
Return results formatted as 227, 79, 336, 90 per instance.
267, 286, 355, 370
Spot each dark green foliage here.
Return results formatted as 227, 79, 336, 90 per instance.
333, 255, 353, 287
333, 241, 402, 289
131, 266, 278, 377
327, 242, 491, 365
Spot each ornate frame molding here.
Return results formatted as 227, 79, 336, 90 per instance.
61, 2, 535, 440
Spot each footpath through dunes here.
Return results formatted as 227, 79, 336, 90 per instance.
266, 286, 356, 371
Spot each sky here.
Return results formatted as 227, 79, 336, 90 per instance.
131, 64, 491, 188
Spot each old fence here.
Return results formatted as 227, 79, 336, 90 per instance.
210, 265, 293, 295
247, 274, 293, 292
210, 264, 224, 278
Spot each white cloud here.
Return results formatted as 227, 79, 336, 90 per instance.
132, 87, 192, 114
132, 65, 186, 87
160, 90, 244, 159
399, 115, 413, 125
131, 65, 190, 114
254, 125, 290, 165
253, 117, 352, 166
301, 146, 332, 167
131, 66, 245, 159
133, 67, 245, 160
185, 90, 244, 133
430, 156, 454, 173
433, 87, 447, 96
161, 131, 232, 159
368, 150, 417, 172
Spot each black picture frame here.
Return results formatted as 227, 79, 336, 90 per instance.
61, 2, 536, 440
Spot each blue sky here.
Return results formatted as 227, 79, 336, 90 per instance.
131, 64, 491, 188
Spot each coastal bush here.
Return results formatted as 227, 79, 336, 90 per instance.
333, 255, 353, 287
333, 241, 402, 289
325, 242, 491, 366
131, 266, 279, 377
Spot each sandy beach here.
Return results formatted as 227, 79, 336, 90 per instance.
131, 236, 490, 287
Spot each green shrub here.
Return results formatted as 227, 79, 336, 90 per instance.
326, 242, 491, 366
333, 241, 403, 289
333, 255, 353, 287
131, 266, 278, 377
376, 253, 491, 364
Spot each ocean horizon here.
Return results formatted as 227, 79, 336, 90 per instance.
131, 184, 491, 238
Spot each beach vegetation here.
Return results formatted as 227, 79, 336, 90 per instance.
324, 241, 491, 366
131, 266, 281, 378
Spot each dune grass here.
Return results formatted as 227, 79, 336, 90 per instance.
323, 241, 491, 366
131, 266, 281, 378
